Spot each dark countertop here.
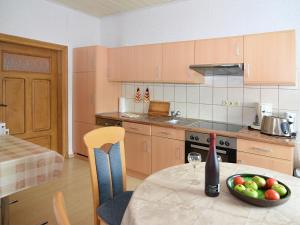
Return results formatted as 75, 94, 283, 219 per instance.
95, 112, 296, 147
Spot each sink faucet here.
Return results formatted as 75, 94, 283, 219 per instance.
171, 110, 181, 118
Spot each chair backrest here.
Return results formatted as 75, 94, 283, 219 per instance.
53, 192, 71, 225
84, 127, 127, 225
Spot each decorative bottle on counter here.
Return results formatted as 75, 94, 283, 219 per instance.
205, 133, 220, 197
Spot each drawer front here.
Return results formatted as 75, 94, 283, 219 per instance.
237, 151, 293, 175
152, 126, 185, 140
123, 122, 151, 136
237, 139, 294, 161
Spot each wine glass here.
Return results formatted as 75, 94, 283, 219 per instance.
188, 152, 202, 174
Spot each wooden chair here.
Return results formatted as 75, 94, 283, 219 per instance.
84, 127, 132, 225
53, 192, 71, 225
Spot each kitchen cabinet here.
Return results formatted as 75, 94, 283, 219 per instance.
237, 139, 294, 175
151, 126, 185, 173
195, 36, 243, 65
108, 44, 162, 82
162, 41, 203, 83
73, 46, 120, 156
123, 122, 152, 178
244, 30, 296, 85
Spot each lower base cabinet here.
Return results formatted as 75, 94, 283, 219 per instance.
151, 136, 184, 173
124, 132, 152, 178
73, 122, 95, 156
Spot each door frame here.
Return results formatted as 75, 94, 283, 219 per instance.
0, 33, 68, 157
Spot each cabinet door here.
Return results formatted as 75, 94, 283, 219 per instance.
244, 30, 296, 85
73, 47, 96, 72
73, 122, 95, 156
124, 132, 151, 176
135, 44, 162, 82
237, 151, 293, 175
162, 41, 203, 83
73, 72, 95, 124
195, 36, 243, 64
151, 136, 184, 173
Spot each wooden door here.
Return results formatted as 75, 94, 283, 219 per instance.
195, 36, 243, 64
124, 132, 151, 177
151, 136, 184, 173
237, 152, 293, 175
0, 42, 58, 150
244, 30, 296, 85
162, 41, 203, 83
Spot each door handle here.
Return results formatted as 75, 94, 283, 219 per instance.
0, 104, 7, 107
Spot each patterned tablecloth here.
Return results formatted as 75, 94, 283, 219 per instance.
0, 135, 64, 198
122, 163, 300, 225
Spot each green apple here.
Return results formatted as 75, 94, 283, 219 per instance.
243, 187, 258, 198
252, 176, 266, 188
244, 180, 258, 190
272, 184, 287, 197
234, 184, 246, 193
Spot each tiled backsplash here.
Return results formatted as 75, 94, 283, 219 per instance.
121, 74, 300, 126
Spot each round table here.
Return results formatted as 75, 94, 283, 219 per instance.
121, 163, 300, 225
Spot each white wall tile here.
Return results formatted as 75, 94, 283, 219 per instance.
213, 76, 228, 87
153, 84, 164, 101
187, 85, 200, 103
213, 105, 227, 123
175, 85, 187, 102
228, 76, 244, 88
121, 83, 126, 97
228, 88, 243, 106
187, 103, 199, 119
200, 76, 213, 87
125, 98, 134, 112
163, 84, 175, 102
242, 107, 256, 126
279, 89, 300, 111
134, 102, 143, 113
199, 104, 212, 121
200, 87, 212, 104
174, 102, 186, 118
143, 102, 149, 113
244, 88, 260, 107
228, 106, 243, 124
213, 88, 227, 105
125, 83, 135, 98
261, 88, 279, 109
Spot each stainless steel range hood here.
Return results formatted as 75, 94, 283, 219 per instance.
189, 64, 244, 76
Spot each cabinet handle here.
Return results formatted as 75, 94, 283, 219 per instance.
175, 147, 180, 160
0, 103, 7, 107
159, 131, 170, 136
252, 147, 272, 153
235, 44, 240, 56
156, 65, 161, 80
127, 127, 138, 131
144, 141, 149, 153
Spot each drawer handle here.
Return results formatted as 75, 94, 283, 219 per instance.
252, 147, 272, 153
159, 131, 170, 136
127, 127, 138, 131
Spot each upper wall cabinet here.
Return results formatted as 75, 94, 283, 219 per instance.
73, 46, 96, 72
108, 44, 162, 82
244, 30, 296, 85
195, 36, 243, 64
162, 41, 203, 83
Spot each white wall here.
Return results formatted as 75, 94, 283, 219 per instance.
0, 0, 101, 155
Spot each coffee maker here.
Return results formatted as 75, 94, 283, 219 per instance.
250, 103, 273, 130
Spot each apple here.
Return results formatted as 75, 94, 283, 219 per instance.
272, 184, 287, 197
266, 178, 278, 189
252, 176, 266, 188
265, 189, 280, 200
244, 180, 258, 190
243, 188, 258, 199
234, 176, 245, 186
234, 184, 246, 193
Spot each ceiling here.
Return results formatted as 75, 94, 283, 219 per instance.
49, 0, 180, 18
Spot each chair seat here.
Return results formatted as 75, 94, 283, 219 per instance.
96, 191, 133, 225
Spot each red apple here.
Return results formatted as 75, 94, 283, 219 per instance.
265, 189, 280, 200
266, 178, 278, 189
234, 176, 245, 186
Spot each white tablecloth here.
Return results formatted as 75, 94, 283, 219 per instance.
122, 163, 300, 225
0, 135, 64, 198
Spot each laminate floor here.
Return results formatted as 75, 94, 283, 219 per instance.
9, 157, 143, 225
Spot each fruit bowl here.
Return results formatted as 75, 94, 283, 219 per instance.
226, 174, 291, 207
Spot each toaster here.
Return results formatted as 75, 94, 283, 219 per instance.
260, 116, 291, 137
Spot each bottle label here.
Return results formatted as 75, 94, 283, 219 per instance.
207, 184, 220, 194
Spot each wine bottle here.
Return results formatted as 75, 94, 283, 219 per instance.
205, 133, 220, 197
